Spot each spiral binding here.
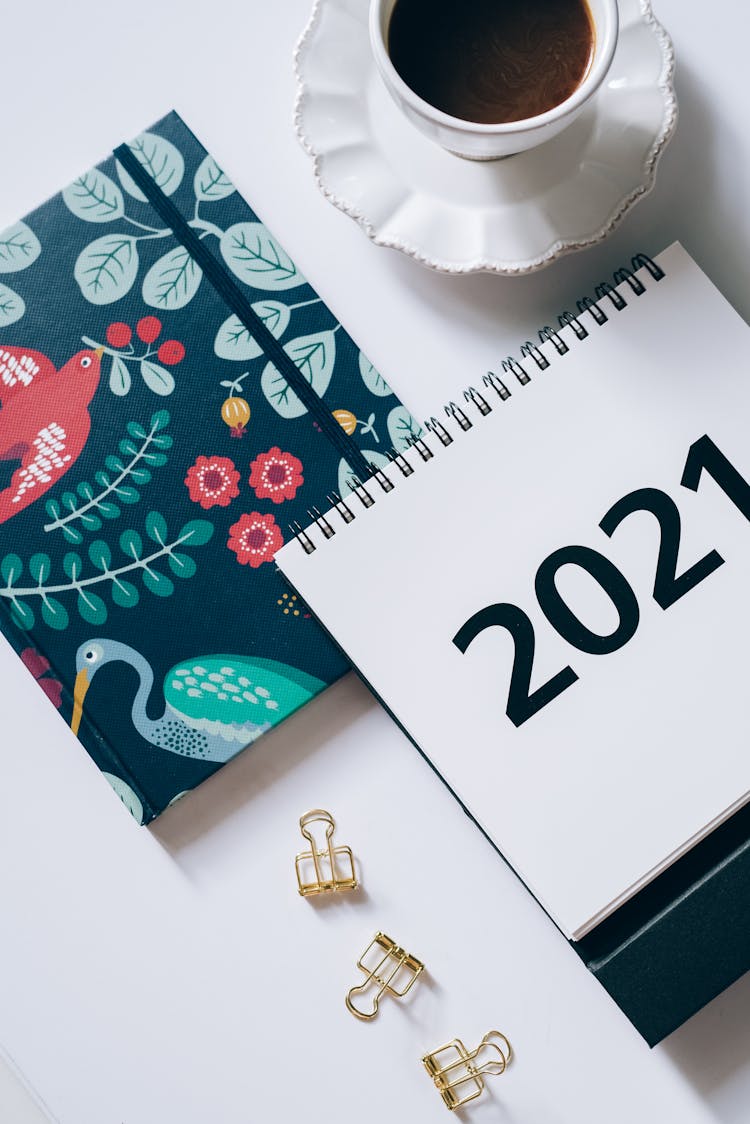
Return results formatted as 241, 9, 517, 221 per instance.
290, 253, 664, 554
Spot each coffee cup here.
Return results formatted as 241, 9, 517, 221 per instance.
369, 0, 619, 160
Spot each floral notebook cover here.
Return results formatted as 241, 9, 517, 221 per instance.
0, 110, 419, 823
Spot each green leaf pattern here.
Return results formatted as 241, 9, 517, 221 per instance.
109, 355, 132, 396
43, 411, 172, 544
140, 360, 175, 396
359, 352, 393, 397
214, 301, 291, 362
0, 221, 41, 274
63, 170, 125, 223
0, 119, 410, 703
0, 221, 41, 326
0, 283, 25, 326
261, 331, 336, 419
74, 235, 139, 304
220, 222, 305, 291
193, 155, 235, 201
142, 247, 202, 310
1, 512, 213, 632
387, 406, 424, 452
116, 132, 185, 200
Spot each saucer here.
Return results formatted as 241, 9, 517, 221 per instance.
293, 0, 677, 275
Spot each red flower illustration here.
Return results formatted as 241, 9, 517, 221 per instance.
249, 446, 304, 504
21, 648, 63, 709
185, 455, 240, 509
228, 512, 284, 568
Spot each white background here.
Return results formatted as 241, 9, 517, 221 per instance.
1, 1, 749, 1122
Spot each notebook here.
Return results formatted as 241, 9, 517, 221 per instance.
277, 242, 750, 942
0, 109, 419, 824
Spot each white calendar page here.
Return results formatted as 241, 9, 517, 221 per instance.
278, 243, 750, 939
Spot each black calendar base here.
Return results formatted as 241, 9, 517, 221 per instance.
574, 801, 750, 1046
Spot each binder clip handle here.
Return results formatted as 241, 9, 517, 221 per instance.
299, 808, 335, 846
475, 1031, 512, 1075
345, 979, 383, 1021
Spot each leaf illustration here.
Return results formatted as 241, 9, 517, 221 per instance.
0, 221, 41, 274
359, 352, 393, 397
116, 132, 185, 201
74, 235, 139, 305
1, 508, 212, 630
63, 169, 125, 223
77, 590, 108, 624
78, 511, 102, 531
387, 405, 424, 453
260, 367, 302, 418
0, 283, 25, 327
140, 360, 175, 396
337, 451, 392, 499
129, 465, 152, 486
142, 246, 202, 311
145, 511, 168, 543
120, 530, 143, 560
168, 552, 197, 579
88, 541, 112, 571
109, 355, 131, 396
41, 597, 69, 630
261, 331, 336, 419
142, 569, 174, 597
220, 222, 305, 291
213, 315, 262, 362
142, 450, 168, 468
1, 554, 23, 585
102, 773, 144, 824
254, 300, 292, 338
213, 300, 291, 361
10, 600, 35, 630
111, 579, 139, 608
178, 519, 214, 547
63, 553, 83, 580
194, 155, 235, 201
29, 553, 52, 583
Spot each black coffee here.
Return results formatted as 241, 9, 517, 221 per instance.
387, 0, 595, 125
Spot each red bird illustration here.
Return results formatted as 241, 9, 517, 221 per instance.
0, 344, 104, 524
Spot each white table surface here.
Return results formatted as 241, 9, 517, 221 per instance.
2, 2, 749, 1122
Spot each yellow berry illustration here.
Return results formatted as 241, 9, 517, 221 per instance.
221, 396, 251, 438
333, 409, 357, 436
333, 409, 380, 443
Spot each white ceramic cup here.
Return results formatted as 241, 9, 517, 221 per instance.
369, 0, 619, 160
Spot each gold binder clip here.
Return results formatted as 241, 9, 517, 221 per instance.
295, 809, 357, 897
422, 1031, 512, 1111
346, 932, 424, 1020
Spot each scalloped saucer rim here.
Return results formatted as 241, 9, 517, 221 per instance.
293, 0, 677, 276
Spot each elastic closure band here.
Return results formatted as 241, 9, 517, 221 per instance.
113, 143, 372, 482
